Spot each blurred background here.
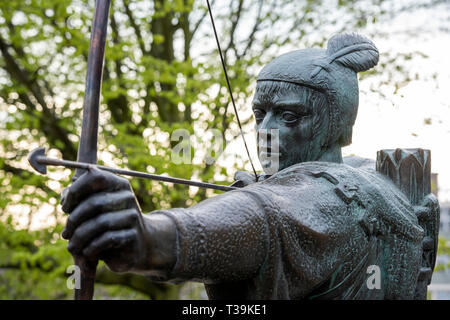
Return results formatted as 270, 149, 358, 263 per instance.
0, 0, 449, 299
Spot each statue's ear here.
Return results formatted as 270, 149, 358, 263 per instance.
326, 33, 379, 73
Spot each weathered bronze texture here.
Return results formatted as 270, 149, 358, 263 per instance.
75, 0, 111, 174
72, 0, 111, 300
376, 149, 439, 299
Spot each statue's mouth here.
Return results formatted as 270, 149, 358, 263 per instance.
258, 144, 281, 158
258, 149, 282, 174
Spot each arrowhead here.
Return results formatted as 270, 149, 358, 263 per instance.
28, 147, 47, 174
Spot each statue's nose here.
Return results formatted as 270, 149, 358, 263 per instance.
258, 111, 274, 131
257, 112, 280, 149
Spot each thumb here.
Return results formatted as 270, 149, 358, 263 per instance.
60, 187, 69, 212
233, 170, 258, 186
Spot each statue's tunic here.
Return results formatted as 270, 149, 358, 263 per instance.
153, 160, 424, 299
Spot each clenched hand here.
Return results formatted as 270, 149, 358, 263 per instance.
60, 167, 177, 275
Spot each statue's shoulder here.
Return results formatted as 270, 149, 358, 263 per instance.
343, 155, 376, 171
263, 160, 422, 236
233, 156, 375, 187
264, 158, 381, 191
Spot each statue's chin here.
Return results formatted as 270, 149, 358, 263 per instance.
259, 152, 312, 174
260, 159, 288, 175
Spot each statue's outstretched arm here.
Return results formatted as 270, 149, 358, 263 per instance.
60, 167, 269, 282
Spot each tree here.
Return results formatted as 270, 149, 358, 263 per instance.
0, 0, 448, 299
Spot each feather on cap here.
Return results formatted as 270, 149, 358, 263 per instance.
311, 33, 379, 78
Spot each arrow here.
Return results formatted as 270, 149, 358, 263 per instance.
28, 147, 237, 192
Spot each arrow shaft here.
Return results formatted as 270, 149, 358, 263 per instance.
36, 155, 236, 192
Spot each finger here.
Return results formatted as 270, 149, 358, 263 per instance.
62, 167, 130, 213
62, 190, 136, 239
82, 229, 136, 260
67, 209, 139, 255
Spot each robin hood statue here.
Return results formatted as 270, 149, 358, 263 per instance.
60, 33, 439, 299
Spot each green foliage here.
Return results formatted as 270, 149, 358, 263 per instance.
0, 216, 73, 298
0, 0, 444, 299
0, 216, 167, 299
435, 237, 450, 272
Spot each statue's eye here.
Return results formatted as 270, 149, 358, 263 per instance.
253, 109, 266, 123
281, 111, 298, 123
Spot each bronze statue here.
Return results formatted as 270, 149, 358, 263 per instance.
55, 33, 439, 300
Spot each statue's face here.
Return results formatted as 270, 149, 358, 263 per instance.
252, 81, 329, 173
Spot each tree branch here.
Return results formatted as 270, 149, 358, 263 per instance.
223, 0, 244, 65
123, 0, 148, 56
95, 266, 178, 299
191, 0, 215, 39
238, 0, 264, 59
1, 162, 60, 198
0, 35, 77, 158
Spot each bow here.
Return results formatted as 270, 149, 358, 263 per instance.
27, 0, 258, 299
71, 0, 111, 300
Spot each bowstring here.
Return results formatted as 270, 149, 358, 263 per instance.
205, 0, 259, 182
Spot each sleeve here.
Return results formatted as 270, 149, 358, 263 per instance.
156, 187, 271, 284
154, 167, 370, 298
